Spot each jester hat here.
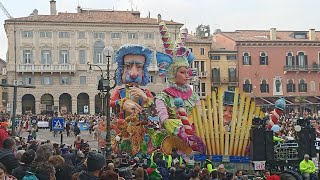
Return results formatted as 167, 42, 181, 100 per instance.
115, 44, 153, 86
156, 22, 195, 83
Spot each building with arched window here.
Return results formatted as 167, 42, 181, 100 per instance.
4, 1, 182, 114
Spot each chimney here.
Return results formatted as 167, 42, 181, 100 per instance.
50, 0, 57, 15
77, 6, 81, 13
270, 28, 276, 40
309, 28, 316, 41
157, 14, 162, 23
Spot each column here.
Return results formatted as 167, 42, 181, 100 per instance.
72, 100, 77, 114
35, 100, 41, 115
89, 95, 95, 115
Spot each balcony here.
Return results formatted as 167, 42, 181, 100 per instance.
212, 76, 239, 84
284, 65, 320, 72
198, 71, 208, 78
16, 64, 77, 74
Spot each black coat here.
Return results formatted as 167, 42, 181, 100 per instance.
12, 163, 31, 180
0, 148, 19, 174
78, 171, 99, 180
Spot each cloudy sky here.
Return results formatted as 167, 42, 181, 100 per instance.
0, 0, 319, 59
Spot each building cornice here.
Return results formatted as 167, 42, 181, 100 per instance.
236, 41, 320, 46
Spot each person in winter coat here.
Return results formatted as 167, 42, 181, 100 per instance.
48, 155, 73, 180
79, 152, 105, 180
0, 162, 17, 180
0, 137, 19, 174
12, 149, 36, 180
0, 122, 9, 148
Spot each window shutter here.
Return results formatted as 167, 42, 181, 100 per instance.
67, 51, 69, 64
59, 51, 63, 64
292, 56, 295, 65
228, 68, 231, 82
242, 56, 245, 65
286, 83, 289, 92
260, 84, 263, 92
49, 51, 52, 64
296, 55, 299, 66
41, 51, 45, 64
23, 50, 26, 63
293, 84, 296, 92
305, 55, 308, 66
243, 84, 246, 92
266, 84, 269, 93
285, 56, 288, 66
305, 83, 307, 92
249, 56, 251, 65
30, 51, 33, 63
266, 56, 268, 65
249, 84, 253, 93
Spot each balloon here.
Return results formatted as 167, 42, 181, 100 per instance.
271, 125, 280, 133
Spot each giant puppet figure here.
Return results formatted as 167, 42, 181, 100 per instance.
155, 22, 206, 155
97, 45, 154, 155
268, 98, 286, 130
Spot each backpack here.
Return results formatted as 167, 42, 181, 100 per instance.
22, 171, 39, 180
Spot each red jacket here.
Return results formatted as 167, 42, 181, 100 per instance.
0, 127, 9, 148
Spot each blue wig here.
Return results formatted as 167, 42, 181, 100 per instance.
115, 44, 153, 86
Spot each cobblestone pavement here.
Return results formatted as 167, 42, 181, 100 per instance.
20, 128, 99, 149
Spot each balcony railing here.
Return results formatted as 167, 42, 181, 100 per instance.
212, 76, 239, 84
284, 65, 320, 71
198, 71, 208, 78
17, 64, 77, 73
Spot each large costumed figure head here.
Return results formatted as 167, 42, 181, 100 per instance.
115, 44, 153, 86
156, 22, 196, 89
268, 98, 286, 130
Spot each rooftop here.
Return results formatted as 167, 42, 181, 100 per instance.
220, 30, 320, 42
185, 35, 212, 44
6, 10, 182, 25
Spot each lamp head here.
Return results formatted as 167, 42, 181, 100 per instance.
103, 46, 114, 57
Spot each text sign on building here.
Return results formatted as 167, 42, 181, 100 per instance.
52, 118, 65, 131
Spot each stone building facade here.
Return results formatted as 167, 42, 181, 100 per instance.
4, 1, 183, 114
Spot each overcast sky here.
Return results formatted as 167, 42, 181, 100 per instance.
0, 0, 320, 60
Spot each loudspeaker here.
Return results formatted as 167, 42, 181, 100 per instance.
297, 128, 311, 159
265, 130, 274, 161
250, 128, 266, 161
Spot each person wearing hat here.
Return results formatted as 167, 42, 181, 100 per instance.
299, 154, 316, 180
79, 152, 106, 180
0, 122, 9, 148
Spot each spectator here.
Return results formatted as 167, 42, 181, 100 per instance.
217, 164, 226, 179
34, 162, 56, 180
200, 168, 210, 180
0, 137, 19, 174
0, 122, 9, 148
189, 169, 200, 180
0, 162, 17, 180
48, 155, 73, 180
236, 170, 243, 179
30, 143, 53, 172
99, 170, 119, 180
299, 154, 316, 180
12, 149, 36, 180
175, 164, 189, 180
15, 150, 25, 162
79, 152, 106, 180
210, 170, 218, 180
134, 167, 145, 180
240, 175, 248, 180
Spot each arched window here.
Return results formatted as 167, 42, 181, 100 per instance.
286, 52, 294, 66
297, 52, 307, 67
243, 79, 252, 93
299, 79, 307, 92
243, 52, 251, 65
93, 41, 105, 64
260, 79, 269, 93
260, 52, 268, 65
286, 79, 295, 92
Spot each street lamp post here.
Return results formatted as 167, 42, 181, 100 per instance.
87, 46, 116, 159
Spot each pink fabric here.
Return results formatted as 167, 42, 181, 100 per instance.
155, 99, 169, 125
163, 87, 192, 100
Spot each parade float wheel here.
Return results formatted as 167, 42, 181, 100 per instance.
161, 135, 192, 155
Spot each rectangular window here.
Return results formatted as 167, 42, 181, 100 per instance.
60, 76, 70, 85
22, 31, 33, 38
128, 33, 138, 39
80, 76, 86, 85
79, 50, 86, 64
24, 77, 33, 85
200, 61, 205, 72
94, 32, 105, 39
23, 50, 32, 64
78, 31, 86, 39
42, 77, 52, 85
145, 32, 154, 39
200, 48, 205, 55
59, 32, 70, 38
227, 55, 237, 60
189, 48, 193, 52
60, 50, 69, 64
96, 51, 103, 64
41, 50, 51, 64
40, 31, 52, 38
111, 33, 121, 39
201, 83, 206, 96
211, 55, 220, 60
